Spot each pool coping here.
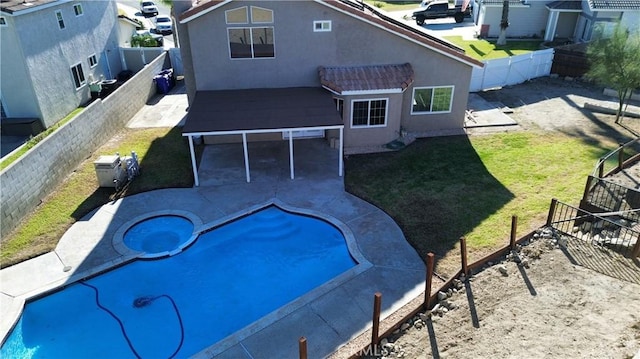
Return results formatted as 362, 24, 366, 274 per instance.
1, 143, 426, 357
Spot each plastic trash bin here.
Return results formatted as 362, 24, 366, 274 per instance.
154, 68, 174, 94
154, 74, 170, 94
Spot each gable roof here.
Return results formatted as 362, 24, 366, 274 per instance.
587, 0, 640, 10
319, 63, 414, 95
178, 0, 484, 69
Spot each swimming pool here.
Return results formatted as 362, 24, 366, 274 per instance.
0, 205, 359, 358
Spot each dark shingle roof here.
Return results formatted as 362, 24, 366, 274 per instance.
318, 63, 414, 94
588, 0, 640, 10
546, 0, 583, 10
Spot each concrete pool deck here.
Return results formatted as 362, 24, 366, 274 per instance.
0, 139, 426, 358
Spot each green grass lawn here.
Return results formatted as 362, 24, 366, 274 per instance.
0, 127, 199, 267
445, 36, 544, 61
363, 0, 422, 11
0, 129, 610, 275
345, 132, 608, 276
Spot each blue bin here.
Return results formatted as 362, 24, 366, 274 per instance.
154, 74, 171, 94
154, 68, 175, 94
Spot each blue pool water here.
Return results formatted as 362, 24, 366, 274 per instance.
1, 206, 356, 358
123, 215, 194, 255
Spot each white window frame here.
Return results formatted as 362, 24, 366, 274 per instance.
0, 17, 7, 27
73, 3, 83, 17
313, 20, 331, 32
350, 98, 388, 128
411, 86, 454, 114
227, 26, 275, 59
71, 62, 86, 90
55, 10, 65, 29
88, 54, 98, 68
250, 6, 274, 24
225, 6, 249, 24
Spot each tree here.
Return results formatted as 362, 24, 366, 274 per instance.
496, 0, 509, 46
586, 23, 640, 124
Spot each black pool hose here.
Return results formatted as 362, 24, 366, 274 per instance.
79, 282, 185, 359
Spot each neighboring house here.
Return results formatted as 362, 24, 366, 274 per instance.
173, 0, 483, 183
0, 0, 122, 134
473, 0, 640, 42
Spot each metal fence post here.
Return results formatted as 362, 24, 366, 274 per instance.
618, 143, 625, 171
546, 198, 558, 226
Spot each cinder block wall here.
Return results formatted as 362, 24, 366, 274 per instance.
0, 53, 167, 238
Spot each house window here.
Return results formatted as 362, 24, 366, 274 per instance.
250, 6, 273, 23
334, 98, 344, 118
227, 6, 275, 59
228, 27, 274, 58
351, 99, 387, 128
0, 17, 6, 26
71, 63, 86, 89
88, 54, 98, 68
55, 10, 65, 29
411, 86, 454, 114
225, 6, 248, 24
73, 4, 83, 16
314, 21, 331, 32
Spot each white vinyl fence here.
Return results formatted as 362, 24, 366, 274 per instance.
470, 48, 554, 92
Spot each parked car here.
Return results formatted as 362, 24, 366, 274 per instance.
412, 0, 471, 25
140, 1, 158, 17
154, 15, 173, 35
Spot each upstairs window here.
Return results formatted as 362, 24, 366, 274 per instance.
314, 21, 331, 32
227, 6, 274, 59
412, 86, 454, 114
71, 63, 86, 89
225, 6, 248, 24
250, 6, 273, 23
0, 17, 7, 27
56, 10, 65, 29
228, 27, 274, 58
351, 99, 387, 128
88, 54, 98, 68
73, 4, 83, 16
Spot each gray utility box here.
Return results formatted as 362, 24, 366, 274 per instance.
94, 155, 121, 187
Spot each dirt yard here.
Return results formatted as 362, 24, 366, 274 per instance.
363, 78, 640, 359
374, 233, 640, 358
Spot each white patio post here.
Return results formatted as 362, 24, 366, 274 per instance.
289, 130, 295, 180
187, 135, 200, 187
242, 132, 250, 183
339, 127, 344, 176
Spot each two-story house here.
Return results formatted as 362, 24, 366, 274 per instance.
173, 0, 483, 184
473, 0, 640, 42
0, 0, 122, 135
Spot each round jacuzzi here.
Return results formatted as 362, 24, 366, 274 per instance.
123, 215, 195, 257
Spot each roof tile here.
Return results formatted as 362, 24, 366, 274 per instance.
318, 63, 414, 94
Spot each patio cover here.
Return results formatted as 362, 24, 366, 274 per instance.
182, 87, 344, 186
